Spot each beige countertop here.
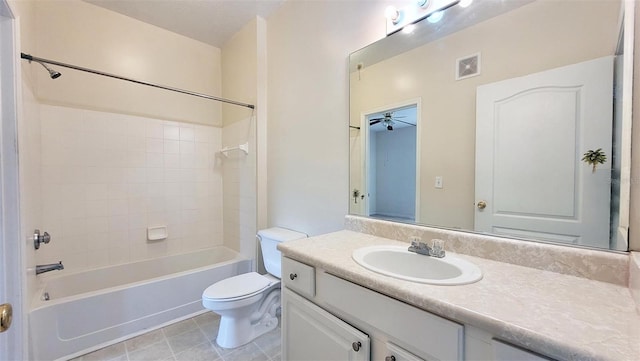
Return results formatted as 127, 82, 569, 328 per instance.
278, 230, 640, 361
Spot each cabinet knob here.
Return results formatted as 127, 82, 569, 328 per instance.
289, 273, 298, 280
385, 356, 396, 361
352, 341, 361, 352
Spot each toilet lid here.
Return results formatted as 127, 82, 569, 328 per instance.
203, 272, 272, 300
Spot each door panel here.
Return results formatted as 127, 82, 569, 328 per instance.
475, 56, 613, 248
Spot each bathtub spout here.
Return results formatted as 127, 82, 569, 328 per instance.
36, 261, 64, 275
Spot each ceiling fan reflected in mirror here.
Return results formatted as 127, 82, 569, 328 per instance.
369, 112, 415, 131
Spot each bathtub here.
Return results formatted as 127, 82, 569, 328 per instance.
29, 247, 251, 361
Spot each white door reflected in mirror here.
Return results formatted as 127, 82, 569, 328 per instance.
475, 56, 614, 249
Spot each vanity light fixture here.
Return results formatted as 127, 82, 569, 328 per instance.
427, 11, 444, 23
385, 0, 460, 35
385, 6, 401, 24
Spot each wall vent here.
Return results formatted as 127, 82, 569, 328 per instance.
456, 53, 481, 80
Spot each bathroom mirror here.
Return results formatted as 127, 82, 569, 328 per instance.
349, 0, 632, 251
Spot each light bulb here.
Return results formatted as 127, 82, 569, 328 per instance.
385, 6, 400, 23
427, 10, 443, 23
416, 0, 429, 7
459, 0, 473, 8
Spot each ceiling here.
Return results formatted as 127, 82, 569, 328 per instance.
369, 107, 417, 133
84, 0, 285, 48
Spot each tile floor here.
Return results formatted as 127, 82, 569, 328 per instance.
71, 312, 281, 361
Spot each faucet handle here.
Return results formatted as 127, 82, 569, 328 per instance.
409, 236, 421, 248
431, 239, 445, 258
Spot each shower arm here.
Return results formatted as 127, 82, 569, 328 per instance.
20, 53, 255, 110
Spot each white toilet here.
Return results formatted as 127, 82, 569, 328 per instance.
202, 227, 307, 349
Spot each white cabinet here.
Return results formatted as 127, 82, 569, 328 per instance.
493, 340, 552, 361
281, 256, 554, 361
385, 342, 425, 361
282, 287, 370, 361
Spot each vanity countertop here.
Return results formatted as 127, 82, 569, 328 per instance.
277, 230, 640, 361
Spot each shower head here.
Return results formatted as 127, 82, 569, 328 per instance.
20, 53, 62, 79
36, 61, 62, 79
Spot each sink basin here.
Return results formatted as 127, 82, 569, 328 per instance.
352, 245, 482, 285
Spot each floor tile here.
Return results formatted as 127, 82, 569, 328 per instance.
80, 342, 126, 361
222, 342, 269, 361
166, 328, 209, 354
162, 318, 198, 338
173, 341, 221, 361
125, 329, 165, 353
254, 328, 281, 359
193, 311, 220, 327
74, 313, 281, 361
127, 340, 173, 361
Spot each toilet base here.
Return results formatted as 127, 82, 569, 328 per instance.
215, 289, 281, 349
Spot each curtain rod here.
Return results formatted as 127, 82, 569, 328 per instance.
20, 53, 255, 110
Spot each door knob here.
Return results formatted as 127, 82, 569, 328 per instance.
0, 303, 12, 333
477, 200, 487, 210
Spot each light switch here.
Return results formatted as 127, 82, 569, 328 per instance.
435, 176, 443, 189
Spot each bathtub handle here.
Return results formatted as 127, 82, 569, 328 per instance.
34, 229, 51, 250
289, 273, 297, 281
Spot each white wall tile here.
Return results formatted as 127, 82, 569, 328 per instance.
164, 140, 180, 154
164, 125, 180, 140
146, 152, 164, 168
38, 105, 225, 272
180, 127, 195, 141
146, 121, 164, 139
146, 138, 164, 153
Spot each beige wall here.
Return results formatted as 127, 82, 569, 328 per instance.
350, 1, 619, 230
31, 0, 222, 126
266, 0, 403, 235
222, 18, 258, 126
220, 18, 260, 259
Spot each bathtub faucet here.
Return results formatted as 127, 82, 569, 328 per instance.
36, 261, 64, 275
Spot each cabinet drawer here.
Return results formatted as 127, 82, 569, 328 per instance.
282, 257, 315, 298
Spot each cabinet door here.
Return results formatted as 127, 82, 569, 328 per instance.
282, 288, 370, 361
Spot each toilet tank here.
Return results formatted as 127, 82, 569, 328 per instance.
258, 227, 307, 278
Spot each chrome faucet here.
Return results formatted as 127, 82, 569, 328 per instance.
36, 261, 64, 275
408, 238, 446, 258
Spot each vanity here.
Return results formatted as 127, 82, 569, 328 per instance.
292, 0, 640, 359
277, 218, 640, 361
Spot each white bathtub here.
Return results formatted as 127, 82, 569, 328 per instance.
29, 247, 251, 361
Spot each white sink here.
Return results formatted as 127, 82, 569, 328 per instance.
352, 245, 483, 285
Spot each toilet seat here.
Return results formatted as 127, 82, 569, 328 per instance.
203, 272, 274, 302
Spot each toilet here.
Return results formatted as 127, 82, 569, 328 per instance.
202, 227, 307, 349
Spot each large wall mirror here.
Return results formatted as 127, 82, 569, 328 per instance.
349, 0, 633, 251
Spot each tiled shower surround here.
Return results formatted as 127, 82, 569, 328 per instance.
38, 105, 225, 272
